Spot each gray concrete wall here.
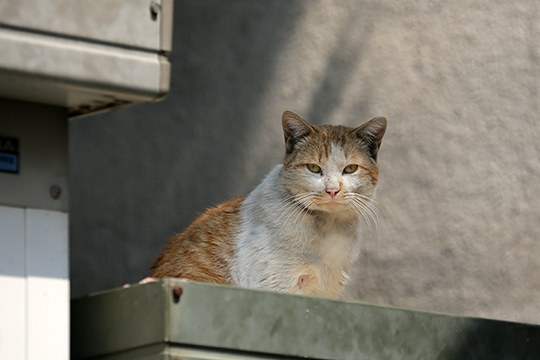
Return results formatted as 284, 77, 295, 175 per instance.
70, 0, 540, 324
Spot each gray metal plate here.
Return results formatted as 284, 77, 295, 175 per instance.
72, 279, 540, 359
0, 0, 173, 52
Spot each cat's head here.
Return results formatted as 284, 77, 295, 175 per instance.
281, 111, 386, 217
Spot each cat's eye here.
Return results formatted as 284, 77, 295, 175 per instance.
306, 164, 322, 174
343, 164, 358, 174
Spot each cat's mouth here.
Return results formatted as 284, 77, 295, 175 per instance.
293, 192, 353, 214
318, 198, 340, 206
313, 198, 349, 212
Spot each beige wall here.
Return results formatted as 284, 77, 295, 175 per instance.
71, 0, 540, 323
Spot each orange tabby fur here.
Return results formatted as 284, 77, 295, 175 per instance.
152, 197, 244, 284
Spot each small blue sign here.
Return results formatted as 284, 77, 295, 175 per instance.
0, 136, 19, 174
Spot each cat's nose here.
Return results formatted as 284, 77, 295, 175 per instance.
326, 188, 340, 198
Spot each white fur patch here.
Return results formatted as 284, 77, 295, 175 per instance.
231, 164, 364, 298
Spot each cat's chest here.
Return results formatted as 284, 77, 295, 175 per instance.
293, 229, 358, 297
310, 230, 354, 266
293, 222, 358, 278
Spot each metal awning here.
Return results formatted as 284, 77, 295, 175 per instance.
0, 0, 173, 117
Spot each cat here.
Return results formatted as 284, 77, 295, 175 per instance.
150, 111, 386, 298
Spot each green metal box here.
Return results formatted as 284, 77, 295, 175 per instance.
72, 279, 540, 359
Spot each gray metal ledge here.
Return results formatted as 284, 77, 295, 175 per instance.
71, 278, 540, 359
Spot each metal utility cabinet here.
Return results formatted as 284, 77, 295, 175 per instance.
0, 1, 173, 359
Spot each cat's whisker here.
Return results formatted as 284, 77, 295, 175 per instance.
290, 192, 320, 226
355, 199, 381, 229
287, 201, 307, 227
289, 207, 304, 227
274, 192, 318, 228
277, 199, 303, 227
347, 200, 374, 228
355, 198, 380, 220
344, 193, 382, 220
355, 193, 379, 203
344, 194, 382, 234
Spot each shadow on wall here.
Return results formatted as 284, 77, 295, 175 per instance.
69, 1, 306, 297
242, 1, 379, 184
305, 3, 375, 124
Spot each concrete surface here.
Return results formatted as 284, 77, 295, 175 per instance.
70, 0, 540, 324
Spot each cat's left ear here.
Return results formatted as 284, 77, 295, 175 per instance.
351, 117, 387, 161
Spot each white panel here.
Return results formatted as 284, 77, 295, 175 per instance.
0, 206, 26, 360
25, 209, 69, 360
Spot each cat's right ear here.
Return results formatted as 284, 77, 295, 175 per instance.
282, 111, 315, 154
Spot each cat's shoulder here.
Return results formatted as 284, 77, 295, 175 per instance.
196, 196, 245, 224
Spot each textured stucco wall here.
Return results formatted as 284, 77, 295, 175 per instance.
70, 0, 540, 323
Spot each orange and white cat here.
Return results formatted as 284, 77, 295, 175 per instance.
151, 111, 387, 298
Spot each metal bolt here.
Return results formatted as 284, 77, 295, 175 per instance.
150, 1, 160, 21
172, 285, 183, 303
50, 185, 61, 200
